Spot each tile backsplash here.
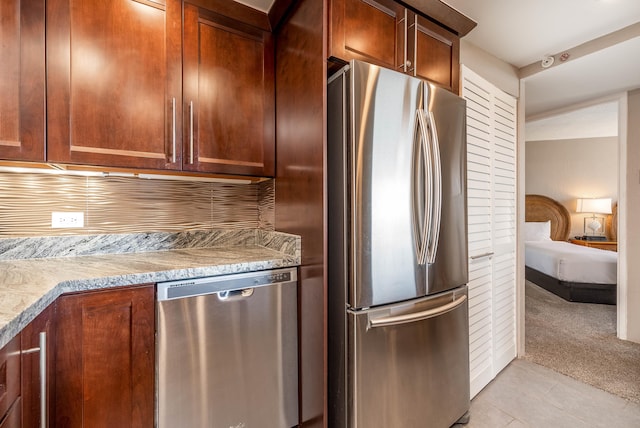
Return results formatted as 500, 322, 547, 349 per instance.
0, 172, 274, 237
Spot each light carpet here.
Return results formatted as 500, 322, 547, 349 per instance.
523, 280, 640, 403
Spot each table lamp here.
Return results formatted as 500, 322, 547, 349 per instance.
576, 198, 612, 240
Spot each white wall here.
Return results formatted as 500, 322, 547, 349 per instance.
625, 89, 640, 342
525, 137, 618, 238
460, 40, 519, 97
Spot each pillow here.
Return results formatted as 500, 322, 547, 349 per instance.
525, 221, 552, 241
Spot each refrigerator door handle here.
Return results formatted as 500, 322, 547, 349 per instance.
412, 108, 432, 265
368, 294, 467, 328
425, 110, 442, 264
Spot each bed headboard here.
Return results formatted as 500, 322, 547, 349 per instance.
608, 203, 618, 241
525, 194, 571, 241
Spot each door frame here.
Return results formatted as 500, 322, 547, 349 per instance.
516, 90, 629, 355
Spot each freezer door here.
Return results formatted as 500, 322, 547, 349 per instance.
347, 287, 470, 428
348, 60, 426, 308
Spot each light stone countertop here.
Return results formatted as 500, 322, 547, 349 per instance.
0, 229, 301, 349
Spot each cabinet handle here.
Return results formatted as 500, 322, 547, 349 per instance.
171, 97, 177, 163
40, 332, 47, 428
405, 60, 412, 68
23, 332, 47, 428
189, 101, 194, 164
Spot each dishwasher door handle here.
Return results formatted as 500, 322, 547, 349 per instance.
218, 288, 254, 301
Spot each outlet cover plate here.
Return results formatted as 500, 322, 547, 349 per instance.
52, 212, 84, 228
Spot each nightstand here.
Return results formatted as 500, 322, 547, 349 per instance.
569, 239, 618, 252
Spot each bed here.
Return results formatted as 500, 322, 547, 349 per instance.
525, 194, 617, 305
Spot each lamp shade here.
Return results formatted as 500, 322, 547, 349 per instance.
576, 198, 612, 214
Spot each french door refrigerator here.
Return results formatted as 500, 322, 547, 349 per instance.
328, 60, 469, 428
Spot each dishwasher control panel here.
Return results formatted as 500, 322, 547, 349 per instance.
156, 267, 297, 301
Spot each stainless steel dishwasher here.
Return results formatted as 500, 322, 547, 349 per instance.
156, 267, 298, 428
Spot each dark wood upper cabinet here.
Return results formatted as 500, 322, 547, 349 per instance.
329, 0, 462, 93
0, 0, 46, 162
409, 12, 460, 93
54, 285, 155, 428
46, 0, 183, 170
183, 3, 275, 177
329, 0, 405, 70
45, 0, 274, 177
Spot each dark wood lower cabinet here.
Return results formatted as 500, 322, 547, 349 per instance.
0, 336, 20, 426
21, 304, 54, 428
53, 285, 155, 428
0, 398, 21, 428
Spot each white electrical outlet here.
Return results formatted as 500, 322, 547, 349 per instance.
52, 212, 85, 228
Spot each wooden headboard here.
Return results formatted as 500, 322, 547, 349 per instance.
607, 203, 618, 241
525, 194, 571, 241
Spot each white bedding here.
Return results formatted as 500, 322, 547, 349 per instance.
525, 241, 617, 285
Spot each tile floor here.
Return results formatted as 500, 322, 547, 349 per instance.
466, 359, 640, 427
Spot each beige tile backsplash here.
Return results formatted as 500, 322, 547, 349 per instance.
0, 172, 274, 237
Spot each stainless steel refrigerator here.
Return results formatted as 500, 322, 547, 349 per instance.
328, 60, 470, 428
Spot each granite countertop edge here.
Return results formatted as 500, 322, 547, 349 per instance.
0, 229, 301, 349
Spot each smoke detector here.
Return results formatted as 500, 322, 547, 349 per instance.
541, 56, 555, 68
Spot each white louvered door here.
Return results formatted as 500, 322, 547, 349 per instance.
491, 89, 517, 376
464, 71, 494, 397
462, 66, 517, 398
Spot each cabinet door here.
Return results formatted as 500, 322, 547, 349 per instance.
329, 0, 405, 70
183, 4, 275, 176
0, 0, 45, 162
0, 335, 20, 423
46, 0, 182, 170
410, 13, 460, 93
0, 398, 21, 428
54, 285, 155, 428
21, 304, 54, 428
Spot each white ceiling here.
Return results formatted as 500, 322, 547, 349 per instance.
442, 0, 640, 136
524, 35, 640, 116
442, 0, 640, 68
525, 101, 619, 142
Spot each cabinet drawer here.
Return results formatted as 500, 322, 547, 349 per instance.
0, 335, 20, 421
